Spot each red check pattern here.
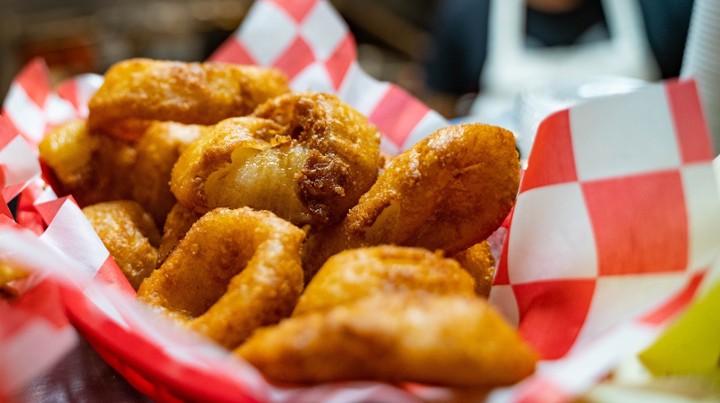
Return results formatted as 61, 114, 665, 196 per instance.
490, 79, 720, 401
0, 114, 40, 202
0, 277, 78, 397
211, 0, 447, 151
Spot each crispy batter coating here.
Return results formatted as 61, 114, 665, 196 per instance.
171, 93, 382, 227
39, 119, 137, 207
251, 92, 382, 225
302, 123, 519, 278
348, 123, 518, 250
0, 262, 26, 300
0, 260, 29, 288
137, 207, 306, 349
170, 117, 286, 213
131, 121, 207, 226
87, 59, 290, 141
83, 201, 161, 290
452, 241, 496, 298
156, 202, 201, 264
293, 245, 476, 316
0, 262, 27, 286
237, 293, 538, 387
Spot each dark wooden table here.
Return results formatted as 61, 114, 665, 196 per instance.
10, 337, 150, 403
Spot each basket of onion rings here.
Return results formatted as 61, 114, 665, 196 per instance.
38, 56, 535, 396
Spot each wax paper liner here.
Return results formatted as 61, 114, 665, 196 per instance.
2, 0, 720, 401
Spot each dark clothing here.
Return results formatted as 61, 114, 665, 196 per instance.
424, 0, 694, 96
424, 0, 490, 96
637, 0, 695, 79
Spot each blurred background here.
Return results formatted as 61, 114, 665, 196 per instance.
0, 0, 438, 103
0, 0, 694, 120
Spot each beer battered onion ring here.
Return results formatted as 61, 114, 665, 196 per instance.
1, 263, 27, 298
87, 59, 290, 141
452, 241, 496, 298
137, 207, 305, 349
292, 245, 476, 316
83, 201, 161, 290
131, 121, 208, 226
302, 123, 519, 277
237, 293, 538, 387
39, 119, 137, 207
157, 203, 201, 264
171, 93, 382, 227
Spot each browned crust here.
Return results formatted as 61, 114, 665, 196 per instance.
87, 59, 290, 141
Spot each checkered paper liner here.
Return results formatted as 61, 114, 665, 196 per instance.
210, 0, 448, 156
487, 79, 720, 401
1, 0, 720, 401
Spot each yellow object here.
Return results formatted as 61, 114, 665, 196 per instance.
639, 279, 720, 377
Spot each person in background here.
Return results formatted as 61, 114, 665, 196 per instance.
422, 0, 694, 118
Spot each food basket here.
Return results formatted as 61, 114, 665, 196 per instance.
62, 287, 258, 403
2, 0, 719, 401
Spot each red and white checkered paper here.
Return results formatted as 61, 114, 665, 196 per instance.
487, 79, 720, 402
2, 0, 720, 401
210, 0, 448, 155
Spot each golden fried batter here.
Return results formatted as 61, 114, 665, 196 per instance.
83, 201, 161, 290
303, 123, 519, 278
156, 202, 201, 264
170, 117, 286, 213
293, 245, 476, 316
237, 293, 538, 387
251, 92, 382, 225
0, 262, 27, 286
0, 262, 27, 300
452, 241, 496, 298
39, 119, 137, 207
172, 93, 382, 227
137, 207, 305, 349
87, 59, 290, 141
131, 121, 207, 226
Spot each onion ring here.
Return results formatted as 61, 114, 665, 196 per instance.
156, 202, 201, 264
237, 293, 538, 386
39, 119, 137, 207
171, 92, 382, 227
452, 241, 495, 298
87, 59, 290, 141
83, 201, 161, 290
1, 262, 27, 300
302, 123, 519, 278
137, 207, 305, 349
131, 121, 207, 226
292, 245, 476, 316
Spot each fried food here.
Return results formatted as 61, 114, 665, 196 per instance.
82, 201, 161, 290
131, 121, 208, 226
302, 123, 519, 278
1, 262, 27, 285
1, 262, 27, 299
36, 53, 531, 388
347, 123, 518, 250
156, 203, 201, 264
292, 245, 476, 316
452, 241, 495, 298
237, 293, 538, 387
87, 59, 291, 141
137, 207, 305, 349
39, 119, 137, 206
250, 92, 382, 225
172, 93, 382, 227
171, 117, 285, 215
